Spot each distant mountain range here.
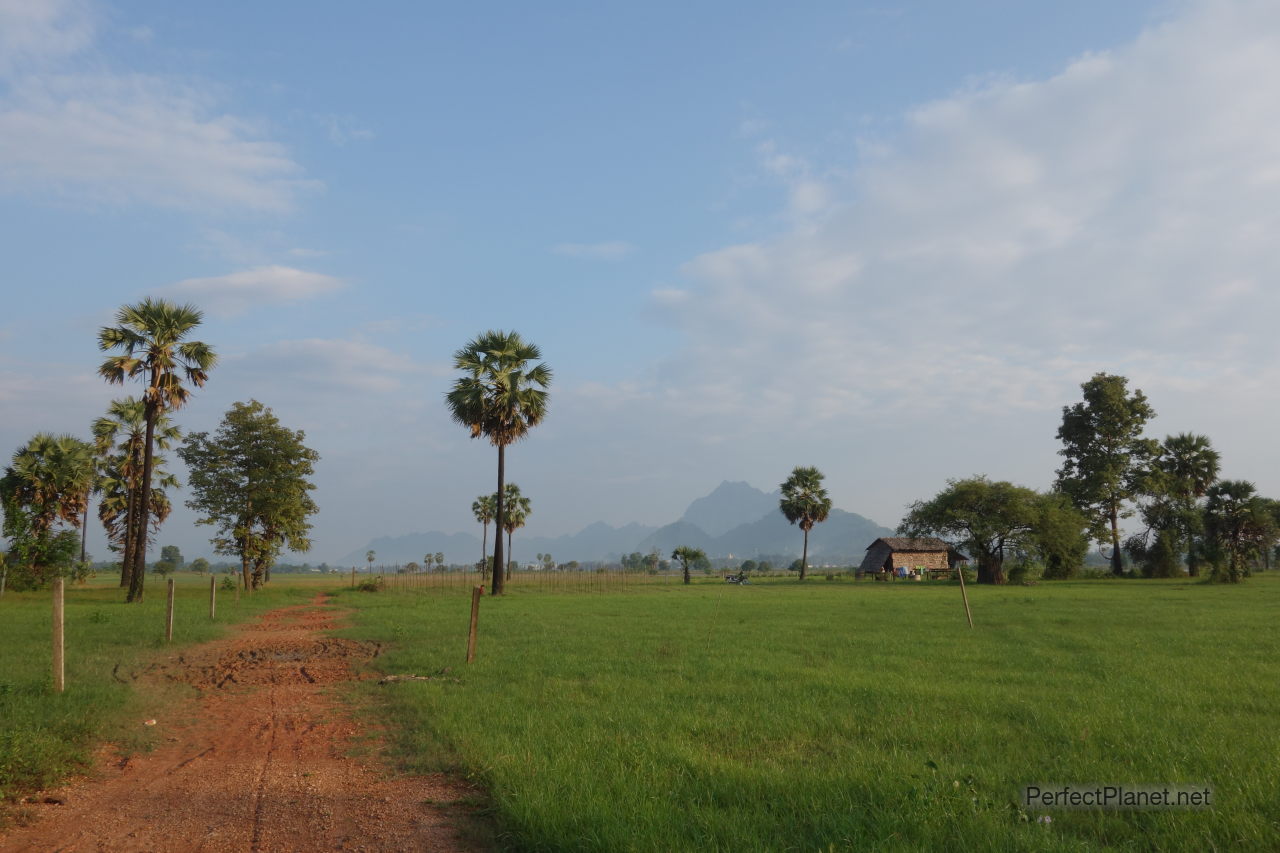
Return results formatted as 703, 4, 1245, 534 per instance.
337, 480, 894, 567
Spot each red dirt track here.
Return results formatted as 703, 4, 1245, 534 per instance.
0, 595, 483, 852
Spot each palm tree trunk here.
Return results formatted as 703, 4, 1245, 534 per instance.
481, 522, 488, 578
507, 530, 513, 582
800, 530, 809, 581
128, 392, 160, 603
492, 443, 505, 595
80, 499, 89, 567
120, 481, 137, 588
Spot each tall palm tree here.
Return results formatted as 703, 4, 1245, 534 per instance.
779, 466, 832, 581
499, 483, 531, 582
98, 298, 216, 601
1157, 432, 1220, 576
366, 549, 376, 575
1, 433, 96, 588
446, 330, 551, 595
92, 397, 181, 588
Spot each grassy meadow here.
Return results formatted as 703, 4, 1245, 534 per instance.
338, 574, 1280, 852
0, 572, 321, 806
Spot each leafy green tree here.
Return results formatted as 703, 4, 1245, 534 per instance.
671, 545, 706, 585
1, 434, 96, 590
190, 557, 210, 574
152, 559, 176, 576
1055, 373, 1157, 576
178, 401, 319, 591
98, 298, 216, 601
779, 466, 832, 581
739, 559, 758, 573
161, 544, 184, 568
1202, 481, 1274, 583
900, 477, 1052, 585
446, 330, 551, 595
1032, 492, 1091, 579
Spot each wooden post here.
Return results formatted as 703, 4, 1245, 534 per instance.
209, 575, 217, 620
165, 578, 176, 642
957, 564, 974, 629
52, 577, 65, 693
351, 565, 356, 589
466, 585, 482, 663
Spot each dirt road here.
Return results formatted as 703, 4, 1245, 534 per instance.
0, 595, 483, 852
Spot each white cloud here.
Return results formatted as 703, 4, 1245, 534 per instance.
0, 0, 94, 73
551, 241, 635, 260
165, 266, 343, 316
0, 1, 316, 211
658, 0, 1280, 431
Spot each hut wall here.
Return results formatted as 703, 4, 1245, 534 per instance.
890, 550, 949, 571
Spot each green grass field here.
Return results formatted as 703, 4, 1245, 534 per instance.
338, 574, 1280, 852
0, 573, 321, 806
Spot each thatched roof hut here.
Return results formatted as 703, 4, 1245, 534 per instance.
858, 537, 967, 574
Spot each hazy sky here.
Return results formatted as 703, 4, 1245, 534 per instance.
4, 0, 1279, 564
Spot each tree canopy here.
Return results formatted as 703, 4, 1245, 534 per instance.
178, 400, 318, 591
671, 545, 707, 585
98, 298, 216, 601
900, 476, 1088, 584
1055, 372, 1157, 575
1, 433, 96, 590
779, 466, 832, 581
446, 330, 551, 595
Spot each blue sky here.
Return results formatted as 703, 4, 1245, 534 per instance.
5, 0, 1280, 564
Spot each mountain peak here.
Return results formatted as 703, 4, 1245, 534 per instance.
680, 480, 778, 538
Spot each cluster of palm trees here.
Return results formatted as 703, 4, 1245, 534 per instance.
1, 299, 215, 601
471, 483, 532, 581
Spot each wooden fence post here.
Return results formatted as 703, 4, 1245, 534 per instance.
466, 585, 482, 663
957, 565, 974, 629
209, 575, 217, 620
52, 577, 65, 693
165, 578, 176, 642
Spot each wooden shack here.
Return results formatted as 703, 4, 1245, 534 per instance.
858, 537, 965, 575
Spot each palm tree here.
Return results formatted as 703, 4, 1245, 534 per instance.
1, 433, 96, 589
472, 495, 496, 576
1156, 432, 1221, 576
366, 549, 376, 575
435, 551, 445, 572
1203, 480, 1270, 583
98, 298, 216, 601
499, 483, 531, 582
446, 330, 551, 595
671, 546, 706, 585
92, 398, 181, 589
779, 466, 832, 581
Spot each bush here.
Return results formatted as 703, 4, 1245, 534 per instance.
356, 576, 385, 592
220, 576, 238, 592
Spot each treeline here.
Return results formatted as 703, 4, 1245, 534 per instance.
903, 373, 1277, 584
1, 299, 318, 600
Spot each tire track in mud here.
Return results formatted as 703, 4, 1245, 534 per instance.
0, 594, 484, 853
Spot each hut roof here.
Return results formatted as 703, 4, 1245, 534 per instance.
867, 537, 952, 552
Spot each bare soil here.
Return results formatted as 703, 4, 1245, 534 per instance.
0, 595, 487, 852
